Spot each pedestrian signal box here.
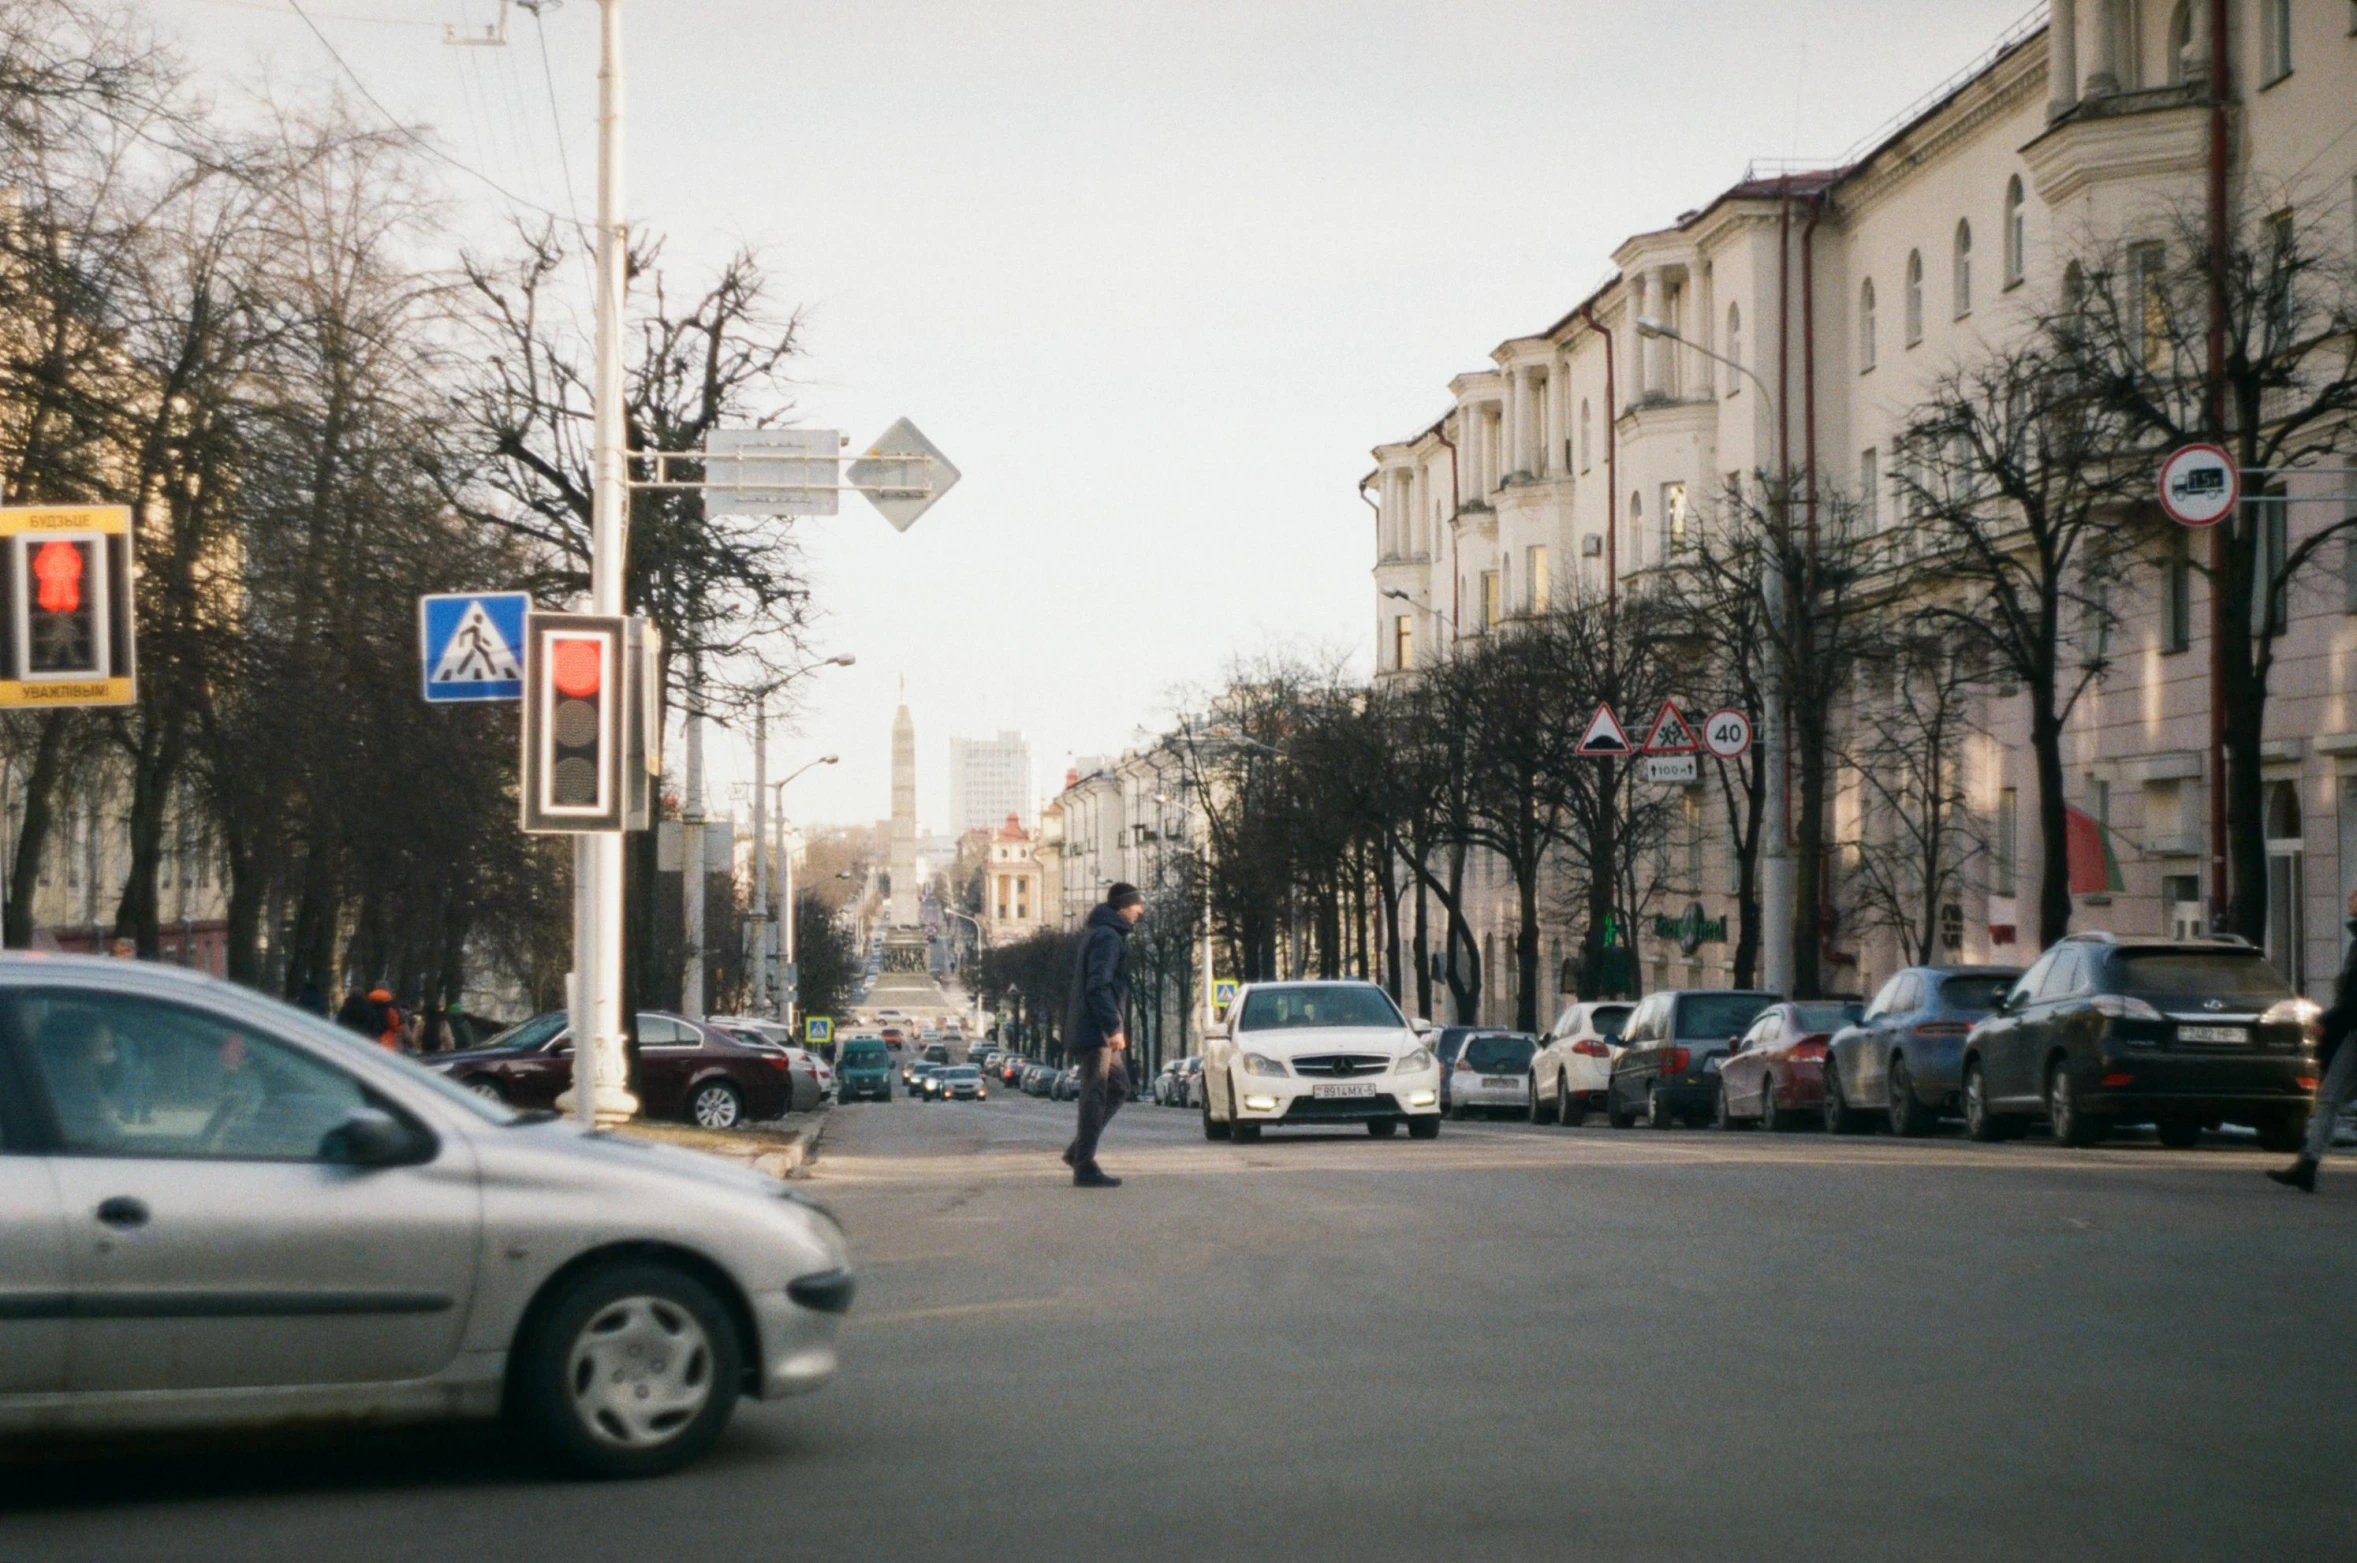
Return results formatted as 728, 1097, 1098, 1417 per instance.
521, 610, 658, 835
0, 505, 134, 708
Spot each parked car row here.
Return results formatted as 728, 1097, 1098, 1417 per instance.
427, 1010, 824, 1128
1151, 1055, 1203, 1107
1503, 935, 2322, 1149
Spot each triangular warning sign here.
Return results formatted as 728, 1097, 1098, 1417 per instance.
1577, 703, 1632, 755
431, 600, 523, 685
1641, 699, 1699, 755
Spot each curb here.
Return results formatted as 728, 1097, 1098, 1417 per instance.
757, 1105, 830, 1179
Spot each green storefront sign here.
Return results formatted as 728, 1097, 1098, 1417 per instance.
1653, 903, 1727, 954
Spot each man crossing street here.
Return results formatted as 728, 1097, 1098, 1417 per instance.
1062, 882, 1144, 1188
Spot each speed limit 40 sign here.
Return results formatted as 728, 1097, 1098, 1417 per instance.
1702, 709, 1753, 759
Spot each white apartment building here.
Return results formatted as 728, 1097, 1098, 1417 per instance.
948, 731, 1033, 835
1369, 2, 2357, 1015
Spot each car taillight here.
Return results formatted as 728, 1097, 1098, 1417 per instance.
1790, 1036, 1829, 1059
1663, 1047, 1690, 1075
1573, 1040, 1609, 1057
762, 1055, 791, 1071
1911, 1021, 1970, 1038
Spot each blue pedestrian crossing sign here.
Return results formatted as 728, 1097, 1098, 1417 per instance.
805, 1016, 833, 1046
420, 592, 528, 703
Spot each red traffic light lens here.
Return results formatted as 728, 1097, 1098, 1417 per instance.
550, 637, 603, 697
32, 539, 82, 614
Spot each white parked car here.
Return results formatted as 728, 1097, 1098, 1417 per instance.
1199, 981, 1442, 1142
1529, 1000, 1636, 1126
1445, 1031, 1540, 1118
0, 958, 852, 1477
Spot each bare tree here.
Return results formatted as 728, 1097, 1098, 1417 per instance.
1843, 632, 1986, 967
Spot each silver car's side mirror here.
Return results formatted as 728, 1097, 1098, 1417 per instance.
326, 1106, 428, 1167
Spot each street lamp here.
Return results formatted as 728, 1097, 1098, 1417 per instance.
1635, 313, 1794, 998
752, 752, 837, 1016
1156, 789, 1216, 1055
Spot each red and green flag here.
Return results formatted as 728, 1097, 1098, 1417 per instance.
2064, 804, 2126, 896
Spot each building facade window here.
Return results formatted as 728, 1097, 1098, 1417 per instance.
2163, 527, 2193, 652
1725, 304, 1741, 392
2167, 1, 2195, 83
2254, 485, 2289, 633
1858, 279, 1876, 372
2262, 0, 2293, 82
1860, 447, 1879, 529
2131, 242, 2169, 372
1526, 545, 1550, 614
1905, 249, 1924, 344
1393, 614, 1414, 671
2004, 175, 2026, 287
1953, 219, 1973, 317
1662, 481, 1688, 554
1480, 570, 1500, 631
1579, 398, 1592, 471
1628, 490, 1643, 566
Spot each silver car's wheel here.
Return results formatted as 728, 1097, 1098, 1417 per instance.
690, 1081, 744, 1130
519, 1262, 743, 1478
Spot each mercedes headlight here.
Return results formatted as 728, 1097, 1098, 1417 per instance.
1395, 1047, 1436, 1075
1242, 1052, 1290, 1077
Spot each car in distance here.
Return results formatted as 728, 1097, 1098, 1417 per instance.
1824, 966, 2021, 1134
837, 1036, 894, 1102
0, 956, 852, 1476
926, 1064, 986, 1102
432, 1010, 804, 1127
1606, 990, 1781, 1129
906, 1062, 945, 1099
1445, 1031, 1539, 1119
1715, 1000, 1864, 1131
1530, 1001, 1634, 1126
1959, 933, 2320, 1149
1200, 980, 1442, 1142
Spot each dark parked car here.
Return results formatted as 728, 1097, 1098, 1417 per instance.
1959, 933, 2320, 1149
1824, 965, 2021, 1134
430, 1010, 802, 1127
1716, 1000, 1863, 1131
999, 1055, 1029, 1087
906, 1062, 943, 1099
1021, 1062, 1056, 1096
1606, 989, 1780, 1129
1051, 1066, 1080, 1102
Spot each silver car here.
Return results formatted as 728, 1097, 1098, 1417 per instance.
0, 957, 853, 1477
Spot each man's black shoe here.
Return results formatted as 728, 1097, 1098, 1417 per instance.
2267, 1156, 2319, 1193
1073, 1168, 1122, 1188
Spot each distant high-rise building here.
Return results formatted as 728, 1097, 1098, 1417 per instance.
948, 731, 1031, 834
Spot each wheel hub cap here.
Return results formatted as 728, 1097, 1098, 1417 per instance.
567, 1296, 715, 1449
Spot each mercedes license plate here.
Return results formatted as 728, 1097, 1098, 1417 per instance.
1311, 1081, 1377, 1099
2177, 1024, 2247, 1044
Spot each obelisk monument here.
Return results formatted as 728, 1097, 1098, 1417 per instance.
889, 684, 919, 927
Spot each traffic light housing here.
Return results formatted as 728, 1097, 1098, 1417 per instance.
0, 505, 134, 708
520, 610, 659, 834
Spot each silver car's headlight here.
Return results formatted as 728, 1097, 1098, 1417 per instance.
1242, 1052, 1290, 1077
1395, 1047, 1435, 1074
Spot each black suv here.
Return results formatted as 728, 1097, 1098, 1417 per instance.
1959, 933, 2320, 1149
1606, 989, 1781, 1128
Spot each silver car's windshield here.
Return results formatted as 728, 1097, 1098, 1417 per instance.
1236, 986, 1404, 1032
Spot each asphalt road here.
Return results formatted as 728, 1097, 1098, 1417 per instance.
4, 1088, 2354, 1562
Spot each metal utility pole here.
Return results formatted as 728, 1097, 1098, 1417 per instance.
776, 798, 794, 1024
750, 700, 769, 1013
681, 664, 706, 1018
571, 0, 636, 1127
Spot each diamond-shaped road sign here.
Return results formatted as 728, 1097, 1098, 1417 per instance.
847, 417, 961, 533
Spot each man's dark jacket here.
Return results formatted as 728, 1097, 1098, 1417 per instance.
1063, 903, 1133, 1052
2321, 917, 2357, 1069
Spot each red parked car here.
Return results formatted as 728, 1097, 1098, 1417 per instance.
428, 1009, 804, 1128
1715, 1000, 1864, 1131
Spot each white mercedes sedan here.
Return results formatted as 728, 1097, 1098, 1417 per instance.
1200, 981, 1442, 1142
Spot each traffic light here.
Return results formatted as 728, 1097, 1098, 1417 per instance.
522, 612, 628, 833
0, 506, 134, 708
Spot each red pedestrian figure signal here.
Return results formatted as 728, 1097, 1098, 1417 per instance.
33, 539, 82, 613
3, 512, 130, 705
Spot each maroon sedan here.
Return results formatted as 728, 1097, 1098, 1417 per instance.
429, 1009, 800, 1128
1715, 1000, 1865, 1131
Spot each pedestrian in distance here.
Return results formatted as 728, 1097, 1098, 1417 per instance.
2270, 886, 2357, 1193
335, 986, 380, 1039
1061, 882, 1144, 1188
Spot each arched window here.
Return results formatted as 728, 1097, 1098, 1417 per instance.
2166, 1, 2194, 84
1859, 279, 1877, 372
2004, 177, 2026, 287
1952, 219, 1973, 318
1725, 304, 1742, 393
1904, 249, 1925, 345
1579, 398, 1591, 471
2062, 259, 2086, 311
1628, 490, 1643, 565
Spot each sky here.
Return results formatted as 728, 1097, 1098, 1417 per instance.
153, 0, 2036, 833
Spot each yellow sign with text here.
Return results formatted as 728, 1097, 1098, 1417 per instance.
0, 505, 135, 709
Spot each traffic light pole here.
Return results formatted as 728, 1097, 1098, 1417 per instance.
571, 0, 638, 1128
